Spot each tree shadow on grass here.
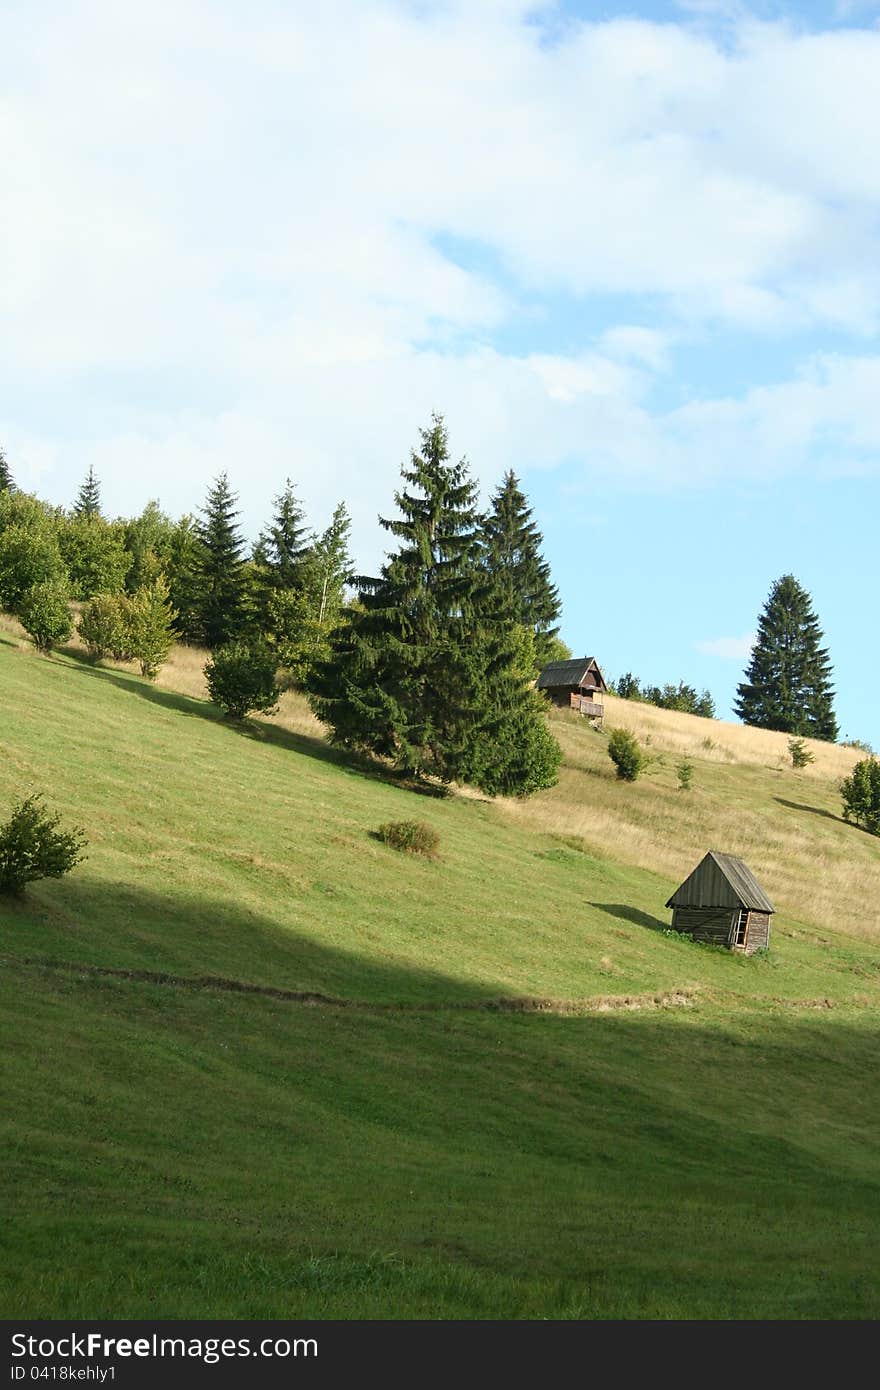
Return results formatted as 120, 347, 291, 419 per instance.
57, 650, 450, 797
774, 797, 848, 826
589, 902, 669, 934
5, 876, 511, 1009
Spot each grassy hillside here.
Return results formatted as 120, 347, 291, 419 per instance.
2, 628, 879, 1318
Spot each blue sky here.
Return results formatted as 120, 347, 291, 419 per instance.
1, 0, 878, 742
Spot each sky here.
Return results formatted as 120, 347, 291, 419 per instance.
1, 0, 878, 742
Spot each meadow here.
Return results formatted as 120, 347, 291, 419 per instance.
1, 624, 879, 1318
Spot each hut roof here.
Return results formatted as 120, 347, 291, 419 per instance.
665, 851, 775, 913
536, 657, 606, 691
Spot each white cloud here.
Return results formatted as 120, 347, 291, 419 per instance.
2, 1, 880, 557
600, 327, 672, 371
696, 633, 756, 659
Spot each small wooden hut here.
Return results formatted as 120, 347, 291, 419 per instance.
536, 657, 607, 721
666, 851, 774, 954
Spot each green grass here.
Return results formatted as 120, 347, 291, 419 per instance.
2, 637, 880, 1318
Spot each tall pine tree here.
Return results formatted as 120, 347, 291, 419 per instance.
310, 415, 483, 780
483, 470, 561, 669
0, 446, 13, 493
73, 466, 102, 519
266, 502, 353, 688
735, 574, 838, 742
254, 479, 312, 597
196, 474, 246, 648
311, 416, 560, 793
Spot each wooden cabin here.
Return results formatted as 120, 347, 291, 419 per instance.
536, 657, 607, 721
666, 851, 774, 954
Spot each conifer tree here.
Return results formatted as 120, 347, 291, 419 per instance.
165, 516, 203, 642
0, 446, 13, 493
735, 575, 838, 741
73, 466, 102, 520
196, 474, 246, 649
483, 470, 561, 669
311, 417, 561, 794
256, 479, 312, 592
265, 502, 353, 688
311, 415, 484, 780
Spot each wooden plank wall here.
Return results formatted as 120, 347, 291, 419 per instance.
671, 907, 736, 946
745, 912, 771, 953
672, 907, 771, 953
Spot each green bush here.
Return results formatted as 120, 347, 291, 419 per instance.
0, 524, 66, 612
59, 515, 130, 599
78, 592, 131, 660
607, 727, 649, 782
376, 821, 440, 858
787, 737, 815, 769
840, 758, 880, 836
128, 576, 177, 679
0, 794, 86, 895
18, 579, 73, 652
676, 758, 694, 790
205, 640, 280, 720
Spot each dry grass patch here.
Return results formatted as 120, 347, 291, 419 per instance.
495, 700, 880, 945
593, 695, 863, 781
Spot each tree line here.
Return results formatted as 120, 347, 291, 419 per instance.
0, 418, 567, 797
1, 425, 852, 792
611, 674, 716, 719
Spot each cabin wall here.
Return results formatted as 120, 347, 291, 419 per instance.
671, 906, 772, 952
544, 687, 571, 708
671, 906, 737, 947
745, 912, 771, 953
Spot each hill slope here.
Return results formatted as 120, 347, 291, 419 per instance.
2, 633, 879, 1318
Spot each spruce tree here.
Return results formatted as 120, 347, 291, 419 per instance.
73, 466, 102, 520
483, 470, 561, 669
735, 575, 838, 741
311, 417, 561, 794
262, 480, 312, 583
196, 474, 246, 649
265, 502, 353, 688
0, 446, 13, 493
311, 414, 483, 780
165, 516, 203, 642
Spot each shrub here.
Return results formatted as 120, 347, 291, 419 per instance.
842, 738, 874, 755
128, 576, 177, 678
205, 640, 280, 720
0, 794, 86, 895
840, 758, 880, 836
788, 736, 815, 770
607, 727, 649, 782
376, 820, 440, 857
18, 579, 73, 652
78, 592, 131, 660
0, 523, 66, 612
59, 515, 130, 599
676, 758, 694, 790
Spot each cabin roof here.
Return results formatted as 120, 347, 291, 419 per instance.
665, 851, 775, 913
536, 657, 606, 691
